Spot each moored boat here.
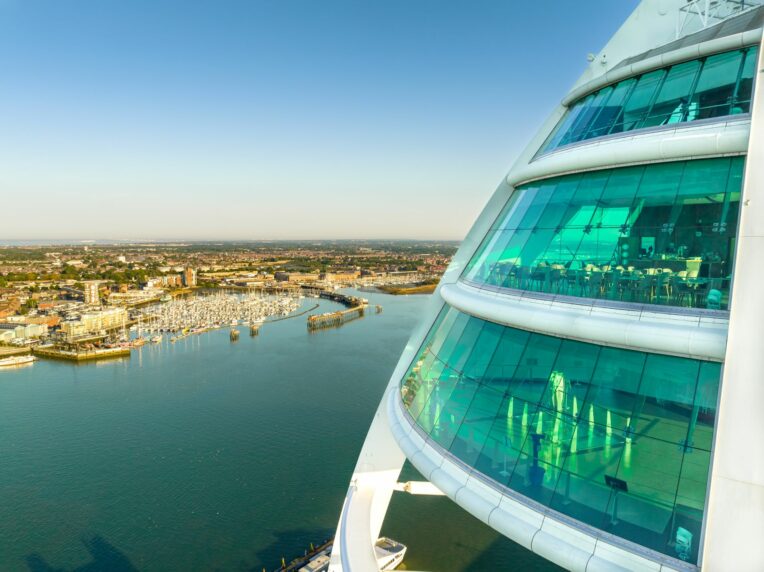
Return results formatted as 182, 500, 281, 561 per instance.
0, 355, 37, 368
295, 537, 406, 572
374, 537, 406, 570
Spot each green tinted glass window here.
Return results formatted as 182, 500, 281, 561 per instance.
540, 47, 755, 154
732, 47, 758, 113
690, 50, 745, 119
560, 87, 614, 145
617, 69, 665, 132
642, 60, 701, 127
401, 306, 722, 564
586, 79, 636, 138
462, 157, 745, 311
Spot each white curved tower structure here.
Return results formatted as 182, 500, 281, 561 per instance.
332, 1, 764, 570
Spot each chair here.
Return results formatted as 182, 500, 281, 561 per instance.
655, 272, 671, 302
564, 270, 578, 294
531, 266, 549, 292
706, 289, 722, 310
608, 268, 625, 300
547, 268, 562, 293
675, 527, 693, 562
674, 277, 694, 307
515, 266, 531, 290
632, 275, 653, 303
588, 272, 604, 298
576, 271, 589, 297
702, 279, 724, 310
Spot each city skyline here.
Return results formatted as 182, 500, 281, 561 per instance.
0, 0, 637, 241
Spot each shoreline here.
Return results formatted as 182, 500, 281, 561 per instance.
372, 283, 437, 296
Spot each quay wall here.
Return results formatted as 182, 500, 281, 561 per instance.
33, 346, 131, 362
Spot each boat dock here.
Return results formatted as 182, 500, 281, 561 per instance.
273, 539, 333, 572
33, 345, 131, 362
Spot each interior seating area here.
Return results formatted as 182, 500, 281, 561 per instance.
463, 156, 744, 311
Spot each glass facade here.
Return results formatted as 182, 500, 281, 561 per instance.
463, 157, 744, 311
401, 305, 720, 564
541, 46, 758, 153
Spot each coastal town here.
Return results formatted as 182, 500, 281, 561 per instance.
0, 241, 455, 364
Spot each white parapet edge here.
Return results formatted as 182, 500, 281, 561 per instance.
510, 117, 750, 187
441, 280, 728, 361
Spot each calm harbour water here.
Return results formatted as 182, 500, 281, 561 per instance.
0, 289, 558, 571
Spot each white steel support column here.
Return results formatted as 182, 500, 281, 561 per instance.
701, 34, 764, 571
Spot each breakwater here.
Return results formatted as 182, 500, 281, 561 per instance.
307, 292, 368, 331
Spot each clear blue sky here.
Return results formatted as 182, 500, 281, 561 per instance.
0, 0, 638, 241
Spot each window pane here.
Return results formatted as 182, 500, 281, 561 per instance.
462, 157, 744, 311
400, 306, 722, 565
555, 94, 597, 147
561, 87, 614, 145
617, 69, 665, 131
642, 60, 701, 127
691, 50, 745, 120
586, 79, 636, 138
732, 46, 758, 114
541, 98, 591, 152
539, 47, 754, 152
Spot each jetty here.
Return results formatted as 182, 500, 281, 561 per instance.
307, 293, 369, 331
273, 538, 333, 572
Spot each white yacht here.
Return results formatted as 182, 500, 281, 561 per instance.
299, 538, 406, 572
373, 538, 406, 570
0, 355, 36, 368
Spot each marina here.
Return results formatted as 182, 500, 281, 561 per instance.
137, 292, 301, 337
